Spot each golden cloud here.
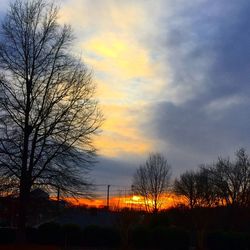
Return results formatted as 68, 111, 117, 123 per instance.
84, 33, 153, 79
59, 0, 166, 158
94, 104, 151, 157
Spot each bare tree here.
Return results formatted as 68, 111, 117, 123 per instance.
195, 167, 219, 207
209, 148, 250, 207
0, 176, 18, 197
174, 148, 250, 209
0, 0, 102, 237
174, 170, 198, 209
235, 148, 250, 207
173, 167, 219, 209
132, 153, 171, 213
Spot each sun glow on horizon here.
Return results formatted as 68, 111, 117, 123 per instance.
56, 193, 187, 211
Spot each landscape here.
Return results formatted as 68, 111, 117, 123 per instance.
0, 0, 249, 249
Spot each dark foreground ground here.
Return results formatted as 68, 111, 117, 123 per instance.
0, 246, 119, 250
0, 245, 59, 250
0, 206, 249, 250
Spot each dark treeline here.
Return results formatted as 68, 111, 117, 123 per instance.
174, 148, 250, 209
120, 149, 250, 249
131, 149, 250, 213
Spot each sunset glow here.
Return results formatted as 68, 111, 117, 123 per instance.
54, 0, 250, 189
61, 193, 186, 211
0, 1, 249, 249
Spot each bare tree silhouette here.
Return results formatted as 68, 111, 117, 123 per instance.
174, 170, 198, 209
132, 153, 171, 213
174, 168, 218, 209
209, 148, 250, 207
0, 0, 102, 240
174, 148, 250, 209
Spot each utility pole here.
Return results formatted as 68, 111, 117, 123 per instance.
107, 185, 110, 210
57, 186, 60, 203
57, 186, 60, 214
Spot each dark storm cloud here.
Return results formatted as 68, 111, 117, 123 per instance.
147, 0, 250, 174
164, 0, 250, 100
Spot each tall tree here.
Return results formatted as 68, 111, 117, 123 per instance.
132, 153, 171, 213
174, 168, 218, 209
0, 0, 102, 237
174, 148, 250, 209
173, 170, 198, 209
195, 167, 219, 207
210, 148, 250, 207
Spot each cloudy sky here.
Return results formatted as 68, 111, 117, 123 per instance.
1, 0, 250, 188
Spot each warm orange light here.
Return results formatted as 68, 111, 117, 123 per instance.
52, 193, 187, 211
131, 195, 141, 202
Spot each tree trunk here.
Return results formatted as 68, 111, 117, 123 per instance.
17, 176, 31, 243
17, 79, 31, 243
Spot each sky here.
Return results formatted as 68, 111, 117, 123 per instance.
1, 0, 250, 190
